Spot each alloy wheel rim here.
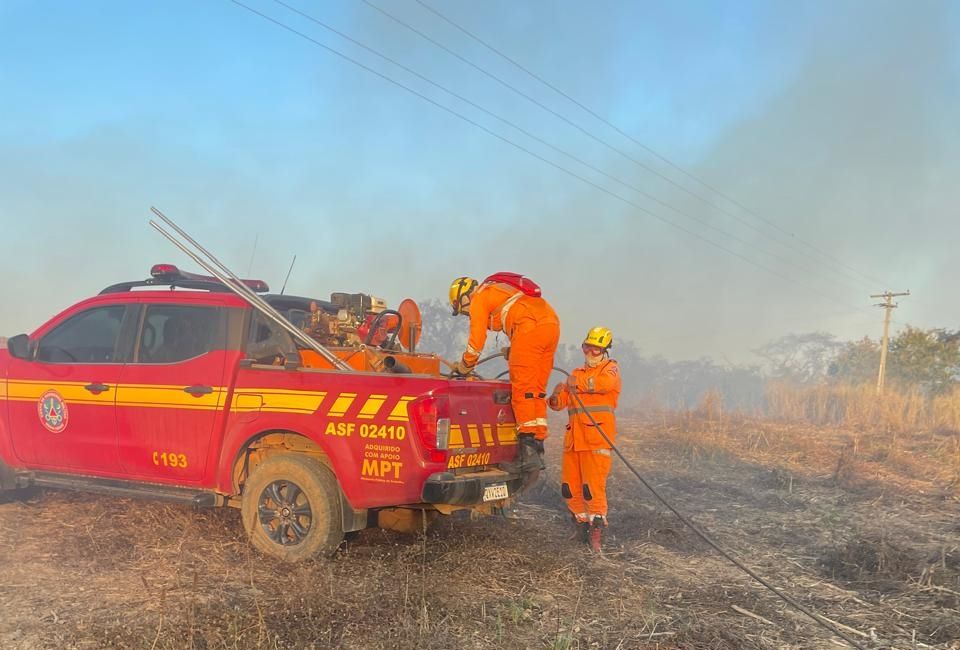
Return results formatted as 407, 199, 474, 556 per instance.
257, 480, 313, 546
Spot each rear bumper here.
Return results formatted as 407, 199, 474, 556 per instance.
421, 471, 523, 506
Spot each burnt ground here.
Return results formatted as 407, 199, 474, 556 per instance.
1, 417, 959, 650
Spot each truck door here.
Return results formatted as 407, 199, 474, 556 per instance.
116, 303, 229, 484
6, 304, 130, 472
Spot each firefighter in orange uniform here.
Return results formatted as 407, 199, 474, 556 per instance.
548, 327, 620, 552
449, 276, 560, 474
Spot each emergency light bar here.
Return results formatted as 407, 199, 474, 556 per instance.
150, 263, 270, 293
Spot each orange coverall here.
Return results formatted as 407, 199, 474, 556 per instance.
461, 282, 560, 440
549, 359, 621, 522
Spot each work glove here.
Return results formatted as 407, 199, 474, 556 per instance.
450, 360, 475, 376
548, 382, 565, 409
500, 346, 510, 361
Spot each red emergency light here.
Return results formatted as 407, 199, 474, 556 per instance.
150, 263, 179, 277
150, 263, 270, 293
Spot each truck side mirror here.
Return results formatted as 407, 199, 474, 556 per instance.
6, 334, 32, 361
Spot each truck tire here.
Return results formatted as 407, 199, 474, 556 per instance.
241, 454, 343, 562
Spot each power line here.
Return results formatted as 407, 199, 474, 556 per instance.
228, 0, 850, 307
402, 0, 892, 291
268, 0, 864, 296
801, 305, 876, 327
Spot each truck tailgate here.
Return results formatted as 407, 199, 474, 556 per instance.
443, 379, 518, 471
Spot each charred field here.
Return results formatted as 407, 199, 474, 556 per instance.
1, 415, 958, 650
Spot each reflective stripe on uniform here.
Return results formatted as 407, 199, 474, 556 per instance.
568, 404, 615, 414
534, 418, 548, 427
519, 419, 540, 428
592, 448, 612, 457
491, 289, 523, 332
466, 344, 481, 356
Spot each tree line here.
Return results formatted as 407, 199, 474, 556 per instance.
417, 299, 960, 409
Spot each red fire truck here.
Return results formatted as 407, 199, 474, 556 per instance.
0, 263, 524, 561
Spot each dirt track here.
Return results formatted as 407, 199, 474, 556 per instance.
1, 418, 958, 649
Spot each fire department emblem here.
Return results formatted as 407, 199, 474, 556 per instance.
37, 390, 69, 433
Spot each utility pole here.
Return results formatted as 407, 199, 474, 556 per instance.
871, 291, 910, 395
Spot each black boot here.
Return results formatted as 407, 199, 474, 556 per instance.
569, 515, 589, 544
517, 433, 546, 473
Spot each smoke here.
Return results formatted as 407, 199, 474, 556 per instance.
0, 0, 956, 368
445, 0, 960, 361
686, 0, 960, 357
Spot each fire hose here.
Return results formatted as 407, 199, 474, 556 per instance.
456, 353, 867, 650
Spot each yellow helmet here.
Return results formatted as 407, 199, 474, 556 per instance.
449, 277, 478, 315
583, 326, 613, 349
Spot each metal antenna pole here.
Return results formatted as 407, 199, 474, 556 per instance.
149, 208, 352, 371
247, 234, 259, 277
280, 255, 297, 296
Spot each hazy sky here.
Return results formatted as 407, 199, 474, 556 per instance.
1, 0, 958, 362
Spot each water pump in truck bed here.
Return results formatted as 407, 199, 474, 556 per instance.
293, 293, 440, 374
301, 292, 395, 348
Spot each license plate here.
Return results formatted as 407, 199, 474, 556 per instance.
482, 483, 509, 502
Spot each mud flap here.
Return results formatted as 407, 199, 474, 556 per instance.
340, 490, 368, 533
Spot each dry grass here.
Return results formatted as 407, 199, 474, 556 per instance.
766, 381, 960, 434
2, 413, 960, 649
654, 388, 960, 498
758, 382, 960, 493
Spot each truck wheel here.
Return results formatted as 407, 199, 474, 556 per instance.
241, 454, 343, 562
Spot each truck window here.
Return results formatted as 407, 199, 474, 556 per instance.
246, 312, 298, 366
136, 305, 221, 364
36, 305, 126, 363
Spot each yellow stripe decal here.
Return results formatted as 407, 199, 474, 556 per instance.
387, 396, 415, 422
7, 379, 92, 387
497, 424, 518, 445
233, 394, 264, 413
118, 402, 222, 412
238, 388, 328, 399
4, 382, 426, 425
466, 424, 481, 447
7, 381, 115, 405
116, 385, 223, 410
227, 388, 330, 415
448, 425, 464, 449
327, 392, 357, 418
260, 390, 327, 415
357, 394, 388, 420
482, 424, 495, 446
